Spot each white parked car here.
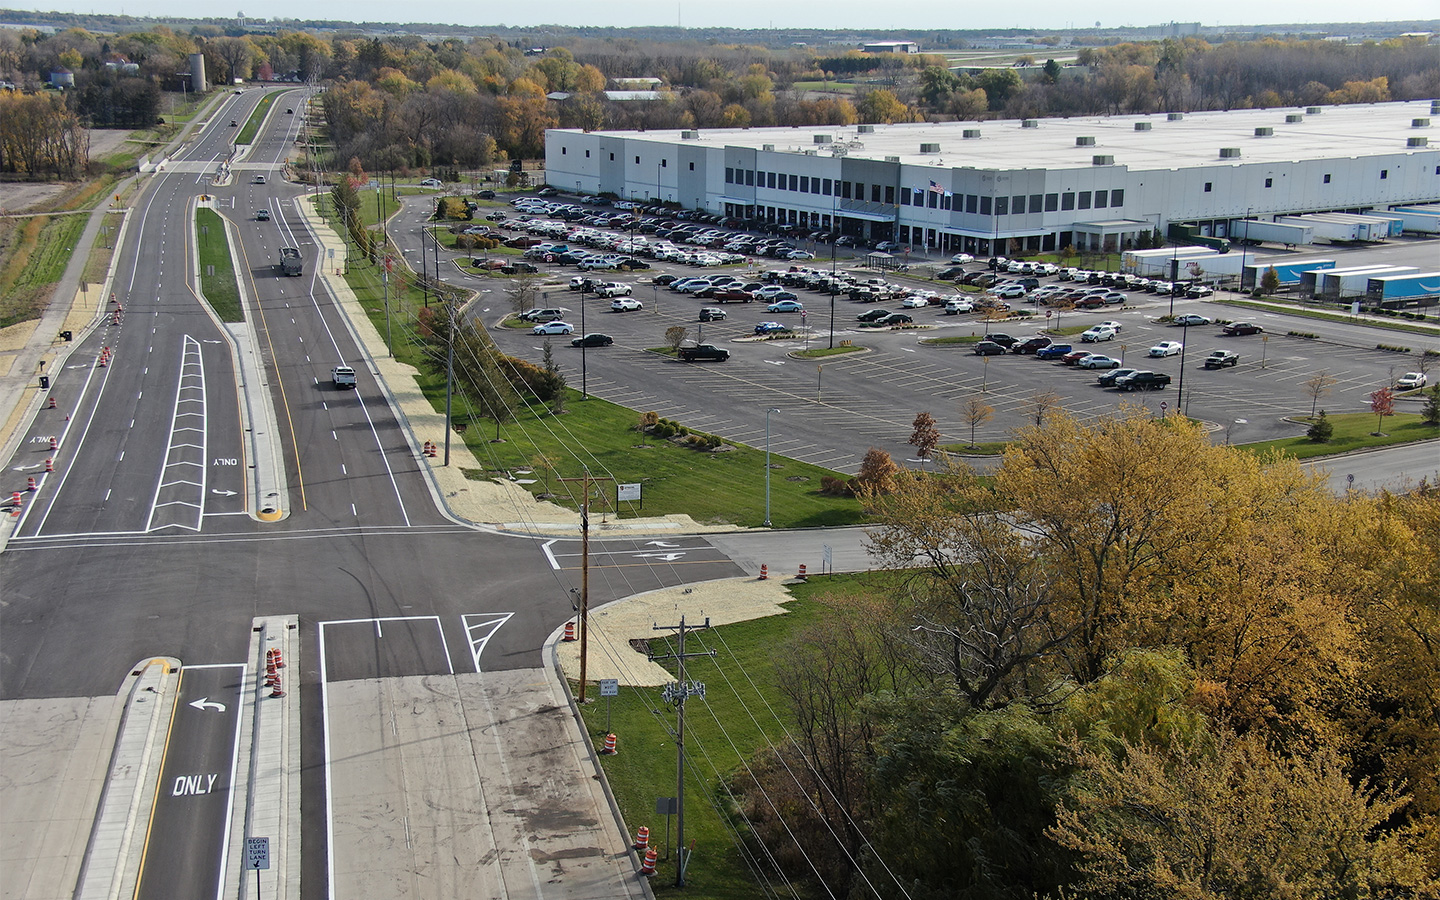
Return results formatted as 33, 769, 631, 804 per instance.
1148, 341, 1184, 357
950, 253, 974, 264
420, 178, 443, 188
944, 297, 975, 314
609, 297, 642, 311
1173, 314, 1212, 327
531, 320, 574, 335
1081, 325, 1118, 342
1077, 354, 1122, 369
1097, 320, 1124, 333
596, 283, 632, 298
901, 295, 932, 309
1395, 372, 1428, 390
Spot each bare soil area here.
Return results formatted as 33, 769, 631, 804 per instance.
0, 128, 136, 214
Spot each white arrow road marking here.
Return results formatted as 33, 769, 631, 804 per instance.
211, 489, 238, 496
188, 697, 226, 712
11, 464, 42, 471
645, 540, 680, 547
634, 551, 686, 561
202, 339, 222, 344
764, 359, 786, 365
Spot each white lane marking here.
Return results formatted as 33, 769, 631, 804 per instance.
541, 539, 561, 570
462, 613, 514, 672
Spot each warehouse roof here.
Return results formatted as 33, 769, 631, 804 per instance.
554, 100, 1436, 171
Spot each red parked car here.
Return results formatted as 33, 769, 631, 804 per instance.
1062, 349, 1093, 365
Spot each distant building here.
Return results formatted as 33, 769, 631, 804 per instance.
861, 41, 919, 54
603, 90, 662, 102
1167, 22, 1201, 37
611, 77, 661, 89
48, 68, 73, 88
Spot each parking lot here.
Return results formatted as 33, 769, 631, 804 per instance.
459, 200, 1435, 474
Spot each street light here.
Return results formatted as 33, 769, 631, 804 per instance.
764, 407, 779, 527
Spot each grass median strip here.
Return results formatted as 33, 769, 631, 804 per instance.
195, 208, 243, 323
235, 91, 278, 145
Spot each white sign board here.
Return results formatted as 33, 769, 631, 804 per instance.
245, 837, 270, 870
617, 483, 641, 502
599, 679, 618, 697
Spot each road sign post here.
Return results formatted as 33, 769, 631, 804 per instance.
245, 837, 269, 900
600, 678, 618, 732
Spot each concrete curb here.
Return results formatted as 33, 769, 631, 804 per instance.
72, 658, 182, 900
235, 617, 300, 900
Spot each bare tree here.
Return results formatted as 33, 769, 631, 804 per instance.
1303, 370, 1338, 419
508, 275, 542, 317
961, 396, 994, 449
664, 325, 689, 351
1027, 390, 1061, 427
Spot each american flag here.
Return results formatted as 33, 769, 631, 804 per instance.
928, 180, 943, 193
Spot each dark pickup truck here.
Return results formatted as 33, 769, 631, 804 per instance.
677, 343, 730, 362
1116, 371, 1172, 391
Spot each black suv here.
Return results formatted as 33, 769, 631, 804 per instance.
984, 333, 1019, 348
1011, 336, 1053, 355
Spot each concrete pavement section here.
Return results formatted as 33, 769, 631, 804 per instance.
324, 668, 649, 900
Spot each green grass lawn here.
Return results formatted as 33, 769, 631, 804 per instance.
579, 581, 849, 897
1217, 298, 1438, 337
235, 92, 279, 145
789, 80, 859, 94
792, 345, 864, 359
195, 209, 243, 322
0, 212, 90, 327
1240, 411, 1436, 460
919, 334, 985, 345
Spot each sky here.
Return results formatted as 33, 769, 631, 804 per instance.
65, 1, 1440, 31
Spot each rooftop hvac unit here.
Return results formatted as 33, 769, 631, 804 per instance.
920, 142, 941, 153
1409, 137, 1429, 148
813, 134, 831, 144
1076, 136, 1096, 146
1307, 107, 1323, 114
1285, 114, 1303, 123
963, 129, 981, 139
1168, 112, 1184, 121
1254, 127, 1273, 136
1413, 118, 1431, 127
857, 124, 875, 133
1220, 147, 1242, 158
680, 130, 700, 140
803, 149, 818, 155
1092, 155, 1115, 165
1134, 122, 1152, 131
762, 143, 775, 151
1022, 119, 1038, 128
885, 155, 901, 163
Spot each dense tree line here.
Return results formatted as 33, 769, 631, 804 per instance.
0, 92, 87, 177
731, 410, 1438, 898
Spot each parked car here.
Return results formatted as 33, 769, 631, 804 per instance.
1204, 350, 1240, 369
698, 307, 727, 322
1186, 285, 1214, 298
950, 252, 974, 264
1061, 349, 1093, 365
1036, 343, 1074, 360
596, 283, 633, 298
973, 341, 1008, 356
1077, 354, 1122, 369
1173, 314, 1212, 327
1222, 322, 1264, 336
1396, 372, 1428, 390
1148, 341, 1184, 357
984, 333, 1019, 348
570, 333, 614, 347
1081, 325, 1118, 342
420, 178, 443, 188
653, 274, 679, 286
1116, 371, 1172, 391
610, 297, 642, 311
520, 307, 566, 322
1097, 320, 1124, 333
857, 308, 893, 323
531, 320, 574, 335
677, 343, 730, 362
712, 289, 754, 304
944, 298, 974, 314
754, 321, 790, 334
874, 313, 913, 327
768, 300, 804, 313
1011, 336, 1054, 355
1098, 368, 1138, 387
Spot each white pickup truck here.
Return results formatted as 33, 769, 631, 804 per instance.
331, 365, 357, 389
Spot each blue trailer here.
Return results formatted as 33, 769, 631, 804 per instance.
1241, 257, 1335, 291
1366, 271, 1440, 306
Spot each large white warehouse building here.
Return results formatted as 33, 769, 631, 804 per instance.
544, 100, 1439, 257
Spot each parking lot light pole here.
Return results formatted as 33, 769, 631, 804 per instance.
764, 408, 779, 527
1176, 320, 1190, 413
579, 285, 588, 399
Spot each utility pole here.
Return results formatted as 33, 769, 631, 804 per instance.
650, 617, 714, 887
557, 469, 614, 702
444, 297, 454, 466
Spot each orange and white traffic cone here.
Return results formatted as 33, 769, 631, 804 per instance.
45, 458, 54, 473
601, 733, 618, 755
639, 847, 657, 876
271, 647, 284, 668
49, 437, 58, 452
46, 397, 56, 409
796, 563, 808, 579
26, 476, 36, 491
563, 621, 576, 642
758, 563, 767, 580
633, 826, 649, 850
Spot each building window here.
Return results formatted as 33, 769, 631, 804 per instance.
941, 193, 952, 210
822, 178, 832, 194
928, 191, 938, 209
855, 181, 864, 198
1204, 182, 1212, 192
966, 194, 978, 214
662, 159, 667, 167
980, 196, 992, 215
561, 147, 566, 155
1264, 178, 1272, 188
1030, 193, 1042, 212
635, 156, 640, 164
584, 150, 590, 158
725, 167, 734, 183
1078, 191, 1092, 210
768, 172, 777, 188
789, 174, 799, 191
1323, 173, 1331, 183
1061, 192, 1075, 210
1380, 169, 1388, 180
900, 189, 911, 206
1012, 195, 1026, 215
841, 181, 852, 199
1110, 189, 1124, 206
746, 170, 754, 186
1094, 190, 1106, 207
757, 169, 766, 185
995, 197, 1009, 216
800, 176, 810, 193
1045, 193, 1058, 211
869, 184, 880, 202
810, 178, 820, 194
884, 186, 895, 204
609, 153, 615, 161
688, 162, 694, 171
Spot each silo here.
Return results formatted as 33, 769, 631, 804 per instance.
188, 52, 208, 92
